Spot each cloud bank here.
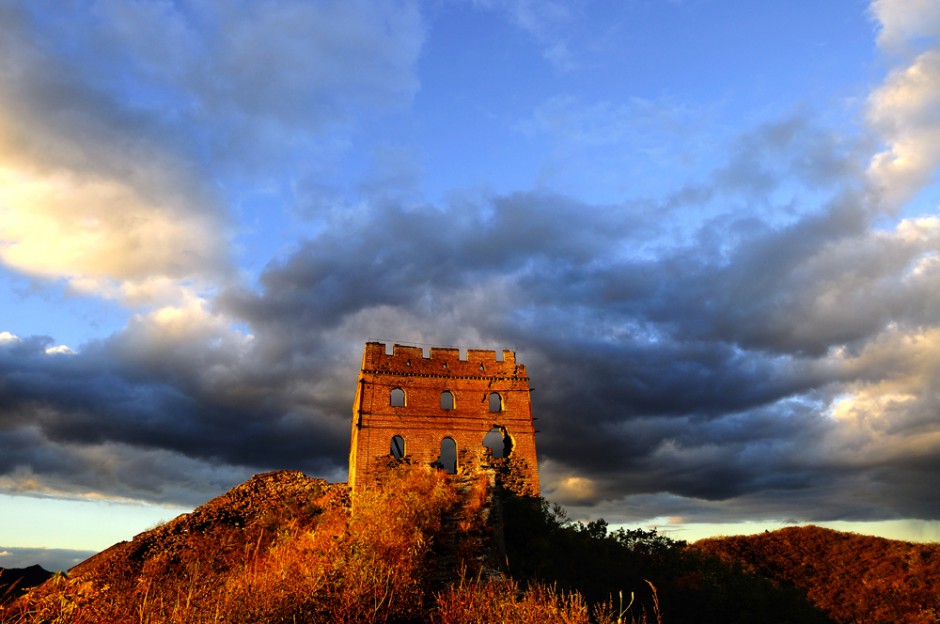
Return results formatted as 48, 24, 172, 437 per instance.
2, 1, 940, 534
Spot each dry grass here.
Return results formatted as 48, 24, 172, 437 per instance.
432, 575, 659, 624
1, 467, 660, 624
2, 466, 470, 624
433, 576, 590, 624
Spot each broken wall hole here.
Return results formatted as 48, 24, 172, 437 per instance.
482, 426, 513, 459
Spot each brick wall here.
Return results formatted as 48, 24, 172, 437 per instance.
349, 342, 540, 495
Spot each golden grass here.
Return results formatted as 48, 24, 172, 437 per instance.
1, 466, 659, 624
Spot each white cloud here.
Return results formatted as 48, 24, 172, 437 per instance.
0, 331, 20, 346
0, 0, 426, 308
866, 50, 940, 208
870, 0, 940, 54
539, 458, 600, 504
867, 1, 940, 208
0, 167, 228, 303
44, 345, 76, 356
0, 5, 231, 306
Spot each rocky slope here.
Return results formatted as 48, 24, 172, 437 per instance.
69, 470, 347, 581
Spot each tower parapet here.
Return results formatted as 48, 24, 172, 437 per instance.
360, 341, 524, 378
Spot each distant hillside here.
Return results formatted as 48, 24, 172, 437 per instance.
0, 566, 52, 606
1, 468, 933, 623
694, 525, 940, 624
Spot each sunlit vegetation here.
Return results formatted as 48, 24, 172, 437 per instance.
2, 466, 936, 623
694, 525, 940, 624
0, 466, 658, 624
2, 466, 465, 623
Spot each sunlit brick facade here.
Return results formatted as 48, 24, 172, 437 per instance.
349, 342, 539, 495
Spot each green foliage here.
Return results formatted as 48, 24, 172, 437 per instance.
501, 494, 831, 624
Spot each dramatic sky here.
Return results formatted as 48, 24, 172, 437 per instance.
4, 0, 940, 571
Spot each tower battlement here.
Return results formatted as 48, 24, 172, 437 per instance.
361, 341, 526, 379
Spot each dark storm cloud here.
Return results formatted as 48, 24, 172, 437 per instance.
6, 109, 940, 525
714, 116, 867, 195
0, 126, 932, 531
0, 0, 426, 504
3, 1, 940, 532
209, 116, 940, 523
221, 193, 638, 330
0, 325, 348, 504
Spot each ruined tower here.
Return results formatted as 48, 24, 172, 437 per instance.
349, 342, 539, 495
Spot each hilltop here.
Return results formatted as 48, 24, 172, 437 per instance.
68, 470, 349, 583
2, 466, 938, 623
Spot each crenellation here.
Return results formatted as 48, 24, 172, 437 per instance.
466, 349, 497, 364
429, 347, 460, 361
363, 342, 527, 379
392, 344, 424, 360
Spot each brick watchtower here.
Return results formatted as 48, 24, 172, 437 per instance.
349, 342, 539, 495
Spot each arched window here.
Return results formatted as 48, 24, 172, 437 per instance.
390, 388, 405, 407
440, 437, 457, 474
440, 390, 455, 410
390, 435, 405, 459
488, 392, 502, 412
482, 426, 513, 459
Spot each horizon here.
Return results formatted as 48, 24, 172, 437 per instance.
3, 475, 940, 573
3, 509, 940, 575
4, 0, 940, 573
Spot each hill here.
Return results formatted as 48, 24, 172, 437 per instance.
1, 467, 935, 623
67, 470, 349, 582
0, 566, 52, 606
2, 466, 577, 624
694, 525, 940, 624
